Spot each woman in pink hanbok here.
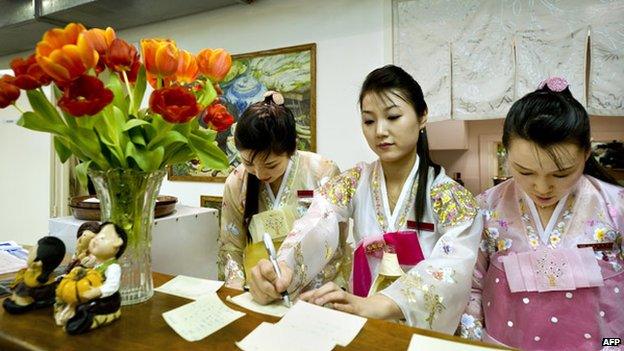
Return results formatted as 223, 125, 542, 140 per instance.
459, 77, 624, 350
248, 65, 482, 334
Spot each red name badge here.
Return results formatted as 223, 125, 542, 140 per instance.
407, 220, 435, 232
297, 190, 314, 198
577, 242, 615, 251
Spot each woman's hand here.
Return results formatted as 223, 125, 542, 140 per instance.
299, 282, 403, 320
249, 259, 293, 305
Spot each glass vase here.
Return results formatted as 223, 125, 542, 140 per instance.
88, 168, 166, 305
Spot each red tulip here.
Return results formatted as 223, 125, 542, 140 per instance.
57, 75, 114, 116
0, 75, 21, 108
202, 102, 234, 132
196, 48, 231, 82
149, 86, 199, 123
10, 54, 52, 90
105, 38, 139, 75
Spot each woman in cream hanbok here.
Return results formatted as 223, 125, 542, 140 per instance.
217, 91, 343, 289
249, 66, 482, 334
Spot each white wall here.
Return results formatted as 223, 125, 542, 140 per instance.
0, 0, 392, 243
0, 77, 51, 244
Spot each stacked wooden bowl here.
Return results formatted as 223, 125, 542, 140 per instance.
69, 195, 178, 221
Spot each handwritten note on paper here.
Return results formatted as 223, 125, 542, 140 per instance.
235, 322, 335, 351
226, 292, 290, 317
278, 301, 367, 347
155, 275, 224, 300
407, 334, 507, 351
162, 293, 245, 342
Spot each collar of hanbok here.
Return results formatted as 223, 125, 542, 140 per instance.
261, 151, 300, 210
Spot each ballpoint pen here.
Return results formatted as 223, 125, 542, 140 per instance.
262, 233, 292, 307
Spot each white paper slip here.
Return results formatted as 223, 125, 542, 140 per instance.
155, 275, 224, 300
236, 322, 335, 351
278, 300, 366, 347
226, 292, 290, 317
0, 250, 27, 274
162, 293, 245, 342
407, 334, 508, 351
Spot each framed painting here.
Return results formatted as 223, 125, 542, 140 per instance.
168, 43, 317, 182
200, 195, 223, 224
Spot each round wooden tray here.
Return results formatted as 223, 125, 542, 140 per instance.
69, 195, 178, 221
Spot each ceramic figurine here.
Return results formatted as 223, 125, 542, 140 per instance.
2, 236, 66, 314
55, 222, 127, 335
64, 221, 100, 273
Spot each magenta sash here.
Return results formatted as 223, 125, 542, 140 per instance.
352, 231, 425, 297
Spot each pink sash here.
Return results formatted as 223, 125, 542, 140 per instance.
501, 247, 604, 293
352, 231, 425, 297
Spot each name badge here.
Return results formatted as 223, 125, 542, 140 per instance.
297, 190, 314, 198
407, 220, 435, 232
577, 242, 615, 252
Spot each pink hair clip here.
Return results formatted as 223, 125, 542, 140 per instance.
538, 77, 569, 92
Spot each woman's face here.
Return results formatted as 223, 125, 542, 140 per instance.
360, 90, 425, 164
507, 138, 587, 208
239, 150, 290, 184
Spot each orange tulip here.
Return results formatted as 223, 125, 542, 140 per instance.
196, 48, 232, 83
35, 23, 98, 83
81, 27, 116, 55
81, 27, 116, 73
141, 39, 179, 78
175, 50, 198, 84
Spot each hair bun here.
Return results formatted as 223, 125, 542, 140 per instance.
538, 77, 569, 92
263, 90, 285, 105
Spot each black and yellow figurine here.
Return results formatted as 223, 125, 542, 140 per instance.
2, 237, 66, 314
54, 222, 127, 335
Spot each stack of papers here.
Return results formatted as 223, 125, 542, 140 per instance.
236, 301, 367, 351
0, 241, 29, 261
0, 250, 27, 275
163, 293, 245, 342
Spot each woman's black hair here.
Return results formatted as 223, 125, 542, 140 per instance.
100, 222, 128, 259
35, 236, 66, 284
234, 93, 298, 241
503, 84, 618, 185
359, 65, 441, 224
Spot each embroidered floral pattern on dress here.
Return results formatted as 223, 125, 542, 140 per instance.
290, 243, 309, 294
399, 272, 446, 329
440, 238, 454, 255
318, 166, 362, 207
426, 266, 456, 283
226, 222, 240, 236
459, 313, 484, 340
519, 193, 576, 250
431, 181, 477, 228
370, 163, 420, 231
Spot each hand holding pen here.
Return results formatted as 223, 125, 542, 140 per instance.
248, 234, 294, 306
262, 233, 291, 307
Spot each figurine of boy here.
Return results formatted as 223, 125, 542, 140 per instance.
64, 221, 100, 273
60, 222, 127, 335
2, 236, 66, 314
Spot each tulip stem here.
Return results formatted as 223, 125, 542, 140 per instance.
12, 103, 25, 115
121, 71, 135, 115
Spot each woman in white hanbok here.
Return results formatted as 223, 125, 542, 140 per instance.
249, 66, 482, 334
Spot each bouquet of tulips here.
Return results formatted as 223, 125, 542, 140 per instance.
0, 23, 235, 185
